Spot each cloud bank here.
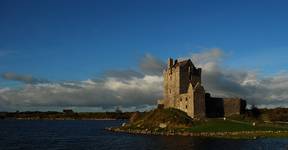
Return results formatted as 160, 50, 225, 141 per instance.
0, 54, 164, 112
193, 49, 288, 108
1, 49, 288, 111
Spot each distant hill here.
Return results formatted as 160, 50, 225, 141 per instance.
0, 111, 133, 120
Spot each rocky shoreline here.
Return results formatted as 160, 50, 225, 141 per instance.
105, 127, 288, 138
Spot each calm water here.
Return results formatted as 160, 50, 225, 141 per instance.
0, 120, 288, 150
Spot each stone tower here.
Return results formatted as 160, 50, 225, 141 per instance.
158, 58, 206, 118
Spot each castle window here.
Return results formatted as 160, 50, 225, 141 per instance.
186, 105, 188, 109
180, 98, 182, 101
186, 97, 188, 101
169, 89, 171, 94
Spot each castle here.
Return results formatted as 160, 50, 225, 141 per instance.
158, 58, 246, 119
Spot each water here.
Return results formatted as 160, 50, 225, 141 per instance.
0, 120, 288, 150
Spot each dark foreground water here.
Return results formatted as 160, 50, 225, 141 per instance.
0, 120, 288, 150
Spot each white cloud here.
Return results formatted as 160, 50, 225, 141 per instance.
192, 49, 288, 107
0, 88, 10, 93
0, 75, 163, 111
1, 49, 288, 111
191, 48, 224, 65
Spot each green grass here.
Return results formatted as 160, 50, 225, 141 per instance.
115, 108, 288, 138
187, 118, 288, 132
122, 108, 288, 136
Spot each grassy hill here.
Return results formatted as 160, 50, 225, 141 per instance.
110, 108, 288, 138
123, 108, 193, 130
122, 108, 288, 132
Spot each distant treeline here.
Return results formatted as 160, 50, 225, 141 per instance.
1, 107, 288, 122
233, 107, 288, 123
0, 111, 138, 120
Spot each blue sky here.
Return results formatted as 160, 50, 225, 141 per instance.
1, 0, 288, 81
1, 0, 288, 111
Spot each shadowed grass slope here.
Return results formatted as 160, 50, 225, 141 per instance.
125, 108, 193, 130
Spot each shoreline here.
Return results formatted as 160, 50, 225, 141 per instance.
105, 127, 288, 139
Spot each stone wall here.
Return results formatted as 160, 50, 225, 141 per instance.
179, 62, 190, 94
193, 85, 206, 118
205, 93, 246, 117
223, 98, 246, 116
205, 95, 224, 117
175, 93, 193, 117
163, 62, 180, 108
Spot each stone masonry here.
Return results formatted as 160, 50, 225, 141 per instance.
158, 58, 206, 118
158, 58, 246, 119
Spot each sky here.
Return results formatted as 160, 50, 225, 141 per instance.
1, 0, 288, 112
